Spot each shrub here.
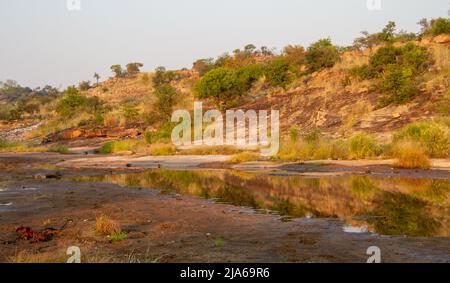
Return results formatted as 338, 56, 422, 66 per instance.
145, 122, 177, 144
264, 57, 292, 87
96, 215, 121, 236
56, 87, 103, 118
235, 64, 264, 91
393, 141, 431, 169
0, 139, 12, 148
351, 43, 432, 106
349, 133, 380, 159
152, 66, 177, 87
107, 232, 127, 243
154, 84, 178, 121
289, 127, 299, 142
99, 140, 140, 154
378, 66, 418, 106
420, 17, 450, 36
430, 18, 450, 35
393, 122, 449, 157
149, 144, 176, 156
306, 38, 340, 72
48, 145, 70, 154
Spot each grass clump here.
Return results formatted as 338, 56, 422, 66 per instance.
48, 145, 71, 154
149, 144, 176, 156
0, 139, 47, 153
95, 215, 121, 236
349, 133, 381, 159
107, 232, 127, 243
227, 152, 260, 164
99, 140, 141, 154
277, 131, 351, 161
393, 122, 449, 158
182, 146, 241, 155
393, 141, 431, 169
214, 237, 225, 248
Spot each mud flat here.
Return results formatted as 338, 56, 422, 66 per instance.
0, 153, 449, 263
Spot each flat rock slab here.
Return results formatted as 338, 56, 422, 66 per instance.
57, 155, 232, 169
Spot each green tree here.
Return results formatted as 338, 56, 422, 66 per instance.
152, 66, 177, 87
244, 44, 257, 54
193, 58, 216, 76
379, 21, 397, 43
194, 67, 239, 110
126, 62, 144, 76
56, 87, 89, 118
154, 84, 178, 121
306, 38, 340, 72
78, 80, 91, 91
110, 65, 123, 78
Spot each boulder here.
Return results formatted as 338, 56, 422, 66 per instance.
60, 129, 83, 140
434, 34, 450, 44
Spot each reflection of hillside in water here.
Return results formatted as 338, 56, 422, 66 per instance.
72, 170, 450, 237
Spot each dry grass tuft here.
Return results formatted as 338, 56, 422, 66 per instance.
393, 141, 431, 169
96, 215, 121, 236
227, 152, 260, 164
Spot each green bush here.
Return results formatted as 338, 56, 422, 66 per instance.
235, 64, 264, 90
144, 122, 177, 144
264, 57, 292, 87
420, 18, 450, 36
430, 18, 450, 35
99, 140, 140, 154
48, 145, 71, 154
56, 87, 104, 118
306, 38, 340, 72
394, 122, 449, 157
0, 139, 12, 148
379, 66, 418, 106
351, 43, 431, 107
152, 66, 177, 87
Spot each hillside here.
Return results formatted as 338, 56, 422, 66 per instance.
1, 19, 449, 163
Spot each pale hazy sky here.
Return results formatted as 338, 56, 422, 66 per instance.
0, 0, 448, 88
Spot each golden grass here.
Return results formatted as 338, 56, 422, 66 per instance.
149, 143, 176, 156
95, 215, 121, 236
181, 145, 241, 155
393, 141, 431, 169
227, 152, 260, 164
0, 140, 47, 153
277, 138, 350, 161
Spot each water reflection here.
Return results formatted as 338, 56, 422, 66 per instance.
70, 169, 450, 237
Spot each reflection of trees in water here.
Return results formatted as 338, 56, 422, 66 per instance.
70, 170, 449, 237
369, 192, 441, 237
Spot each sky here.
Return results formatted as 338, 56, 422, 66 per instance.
0, 0, 448, 88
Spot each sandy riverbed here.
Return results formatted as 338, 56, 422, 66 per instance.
0, 153, 449, 263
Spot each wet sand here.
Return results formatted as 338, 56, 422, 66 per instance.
0, 153, 449, 263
